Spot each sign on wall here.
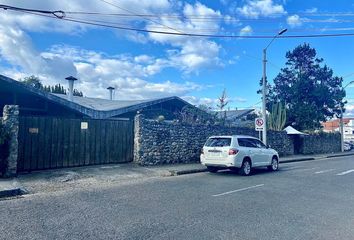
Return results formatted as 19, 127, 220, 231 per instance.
81, 122, 88, 130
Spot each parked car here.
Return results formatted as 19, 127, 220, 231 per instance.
200, 135, 279, 176
344, 142, 352, 151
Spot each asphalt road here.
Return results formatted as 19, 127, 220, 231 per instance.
1, 155, 354, 240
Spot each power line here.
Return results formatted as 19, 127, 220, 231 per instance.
3, 4, 354, 39
0, 4, 65, 18
98, 0, 184, 34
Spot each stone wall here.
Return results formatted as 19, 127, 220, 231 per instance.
299, 132, 341, 154
1, 105, 19, 177
134, 114, 293, 165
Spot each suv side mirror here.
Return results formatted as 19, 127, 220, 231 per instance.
267, 145, 271, 149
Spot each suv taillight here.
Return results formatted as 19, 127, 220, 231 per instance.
228, 149, 239, 155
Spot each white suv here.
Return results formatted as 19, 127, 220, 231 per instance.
200, 135, 279, 176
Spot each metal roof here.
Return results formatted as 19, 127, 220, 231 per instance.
53, 94, 158, 111
213, 109, 255, 120
0, 74, 193, 119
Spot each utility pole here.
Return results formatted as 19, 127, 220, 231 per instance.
262, 29, 287, 145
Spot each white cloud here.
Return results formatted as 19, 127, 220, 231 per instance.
0, 0, 225, 75
224, 15, 240, 25
0, 39, 206, 100
146, 2, 223, 73
240, 25, 253, 36
0, 0, 173, 33
237, 0, 286, 19
182, 96, 218, 107
167, 40, 221, 74
287, 14, 303, 27
0, 25, 77, 85
182, 95, 247, 108
305, 8, 318, 13
0, 0, 225, 100
344, 104, 354, 116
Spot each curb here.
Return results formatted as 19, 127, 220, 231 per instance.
0, 188, 27, 198
169, 168, 208, 176
326, 152, 354, 158
279, 157, 316, 163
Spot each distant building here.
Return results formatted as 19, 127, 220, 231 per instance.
322, 118, 354, 141
213, 109, 257, 126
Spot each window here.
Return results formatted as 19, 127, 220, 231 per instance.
238, 138, 257, 148
252, 139, 267, 148
205, 138, 231, 147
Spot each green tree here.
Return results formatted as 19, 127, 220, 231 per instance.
20, 75, 43, 89
269, 43, 345, 130
73, 89, 83, 97
50, 84, 66, 94
20, 76, 83, 97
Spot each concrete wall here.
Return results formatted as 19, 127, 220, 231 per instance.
134, 114, 293, 165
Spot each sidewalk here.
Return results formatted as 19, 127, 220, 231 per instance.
1, 151, 353, 198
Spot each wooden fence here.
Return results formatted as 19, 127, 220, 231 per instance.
17, 116, 134, 172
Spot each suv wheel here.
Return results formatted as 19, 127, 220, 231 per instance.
239, 160, 251, 176
267, 157, 279, 171
207, 166, 218, 173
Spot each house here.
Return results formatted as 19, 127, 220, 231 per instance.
0, 74, 195, 120
322, 118, 354, 132
214, 109, 255, 120
213, 109, 256, 126
322, 118, 354, 142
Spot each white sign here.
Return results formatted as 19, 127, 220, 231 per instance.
81, 122, 88, 130
255, 118, 265, 131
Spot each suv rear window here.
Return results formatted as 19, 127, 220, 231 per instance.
205, 138, 231, 147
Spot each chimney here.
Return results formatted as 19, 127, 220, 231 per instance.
65, 76, 78, 101
107, 86, 115, 100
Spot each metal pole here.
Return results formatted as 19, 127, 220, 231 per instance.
68, 80, 74, 101
340, 105, 344, 152
262, 48, 267, 145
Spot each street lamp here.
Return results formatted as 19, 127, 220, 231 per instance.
340, 80, 354, 152
262, 28, 287, 145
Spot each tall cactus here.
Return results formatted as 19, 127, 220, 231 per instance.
268, 102, 287, 131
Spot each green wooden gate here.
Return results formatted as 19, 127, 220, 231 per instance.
17, 116, 134, 172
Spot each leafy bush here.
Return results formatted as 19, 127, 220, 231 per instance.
174, 105, 216, 125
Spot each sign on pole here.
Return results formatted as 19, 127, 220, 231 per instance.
255, 118, 265, 131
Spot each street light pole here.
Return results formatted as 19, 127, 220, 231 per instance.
262, 49, 267, 144
262, 28, 287, 145
340, 80, 354, 152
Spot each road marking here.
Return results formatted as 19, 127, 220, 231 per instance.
336, 169, 354, 176
212, 184, 264, 197
314, 169, 336, 174
283, 166, 302, 171
293, 167, 319, 172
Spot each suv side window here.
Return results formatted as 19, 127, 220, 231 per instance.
250, 139, 266, 148
238, 138, 257, 148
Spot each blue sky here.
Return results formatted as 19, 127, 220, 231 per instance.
0, 0, 354, 116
